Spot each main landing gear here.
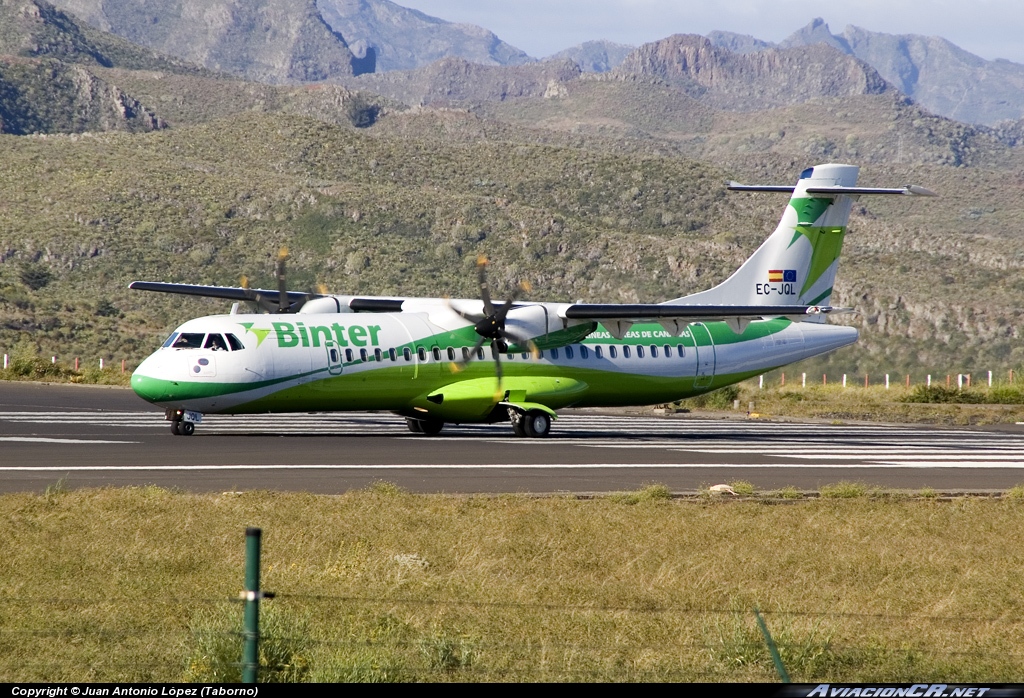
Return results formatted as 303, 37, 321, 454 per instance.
406, 417, 444, 435
405, 409, 552, 438
509, 408, 551, 438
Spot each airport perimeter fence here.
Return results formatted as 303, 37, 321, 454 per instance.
3, 528, 1023, 684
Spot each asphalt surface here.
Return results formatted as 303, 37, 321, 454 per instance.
3, 381, 1024, 494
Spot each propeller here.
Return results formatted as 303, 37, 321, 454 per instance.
239, 248, 314, 314
448, 256, 539, 396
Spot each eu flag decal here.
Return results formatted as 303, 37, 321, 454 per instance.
768, 269, 796, 283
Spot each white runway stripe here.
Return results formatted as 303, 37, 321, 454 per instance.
4, 462, 1024, 472
4, 411, 1024, 471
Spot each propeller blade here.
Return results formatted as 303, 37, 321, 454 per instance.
476, 255, 494, 316
449, 335, 489, 374
276, 248, 289, 314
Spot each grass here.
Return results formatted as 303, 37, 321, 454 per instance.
2, 485, 1024, 682
686, 380, 1024, 425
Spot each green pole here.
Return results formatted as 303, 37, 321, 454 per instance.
753, 607, 790, 683
242, 527, 261, 683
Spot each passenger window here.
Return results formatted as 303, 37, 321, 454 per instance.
204, 334, 228, 351
360, 349, 368, 362
161, 333, 179, 348
345, 349, 354, 362
565, 346, 574, 359
477, 347, 485, 360
374, 348, 382, 362
637, 346, 645, 358
329, 348, 339, 363
580, 346, 589, 359
462, 347, 470, 361
432, 347, 441, 361
609, 346, 617, 359
226, 334, 245, 351
507, 352, 514, 360
418, 347, 426, 362
650, 345, 658, 358
677, 345, 685, 357
521, 352, 529, 360
623, 346, 631, 358
447, 347, 455, 361
403, 348, 411, 361
537, 349, 544, 359
389, 348, 397, 362
595, 346, 603, 359
551, 348, 559, 360
664, 344, 672, 359
173, 333, 205, 349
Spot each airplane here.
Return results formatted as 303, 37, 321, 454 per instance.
128, 163, 935, 437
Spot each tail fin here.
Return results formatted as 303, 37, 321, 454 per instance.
670, 163, 862, 310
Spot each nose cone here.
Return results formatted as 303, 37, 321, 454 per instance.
131, 354, 174, 404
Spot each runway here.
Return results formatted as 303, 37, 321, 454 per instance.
2, 382, 1024, 494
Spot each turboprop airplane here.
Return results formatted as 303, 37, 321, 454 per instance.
129, 163, 934, 437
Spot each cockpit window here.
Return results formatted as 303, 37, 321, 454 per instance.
226, 334, 245, 351
172, 333, 205, 349
161, 332, 179, 348
204, 334, 229, 351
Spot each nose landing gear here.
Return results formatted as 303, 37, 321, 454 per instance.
167, 408, 200, 436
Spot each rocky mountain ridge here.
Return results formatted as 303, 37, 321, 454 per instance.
712, 18, 1024, 126
315, 0, 529, 72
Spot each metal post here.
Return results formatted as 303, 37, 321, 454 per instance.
242, 527, 261, 683
753, 607, 790, 683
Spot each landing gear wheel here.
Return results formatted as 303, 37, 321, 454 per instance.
406, 418, 424, 434
420, 419, 444, 435
512, 418, 527, 437
170, 420, 181, 435
523, 410, 551, 438
179, 421, 195, 436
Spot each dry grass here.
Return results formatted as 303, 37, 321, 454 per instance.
696, 382, 1024, 425
3, 486, 1024, 682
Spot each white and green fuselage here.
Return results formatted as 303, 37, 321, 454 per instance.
130, 163, 934, 433
131, 310, 856, 421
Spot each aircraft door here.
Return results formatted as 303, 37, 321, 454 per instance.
690, 323, 716, 389
324, 340, 344, 376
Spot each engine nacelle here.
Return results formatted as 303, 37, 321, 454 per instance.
298, 296, 351, 314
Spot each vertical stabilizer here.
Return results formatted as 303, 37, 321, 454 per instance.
668, 163, 859, 311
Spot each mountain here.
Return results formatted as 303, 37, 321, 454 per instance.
315, 0, 530, 72
547, 40, 634, 73
0, 56, 161, 133
612, 34, 891, 111
48, 0, 366, 82
779, 18, 1024, 126
705, 31, 773, 55
339, 57, 581, 106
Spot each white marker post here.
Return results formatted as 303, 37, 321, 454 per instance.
3, 354, 7, 370
759, 375, 764, 390
989, 371, 993, 387
957, 374, 964, 390
842, 374, 847, 388
801, 373, 806, 387
99, 358, 104, 370
885, 374, 890, 390
927, 374, 932, 387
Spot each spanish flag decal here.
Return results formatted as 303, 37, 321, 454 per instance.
768, 270, 797, 282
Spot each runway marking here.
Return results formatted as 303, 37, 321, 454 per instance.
4, 462, 1024, 471
0, 437, 138, 444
